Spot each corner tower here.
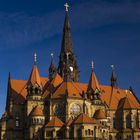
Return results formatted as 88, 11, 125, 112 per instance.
57, 3, 79, 82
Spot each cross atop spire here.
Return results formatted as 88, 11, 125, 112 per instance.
34, 52, 37, 63
64, 3, 69, 12
111, 64, 115, 71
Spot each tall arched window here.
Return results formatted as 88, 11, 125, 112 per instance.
126, 114, 131, 128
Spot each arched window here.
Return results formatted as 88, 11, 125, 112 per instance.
88, 129, 90, 135
113, 117, 116, 128
91, 130, 93, 135
126, 114, 131, 128
109, 135, 112, 140
35, 88, 38, 94
85, 130, 88, 135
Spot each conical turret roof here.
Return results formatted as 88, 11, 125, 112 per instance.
87, 70, 100, 91
28, 64, 41, 86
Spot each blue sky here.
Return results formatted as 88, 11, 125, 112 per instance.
0, 0, 140, 116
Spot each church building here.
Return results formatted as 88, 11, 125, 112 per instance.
0, 3, 140, 140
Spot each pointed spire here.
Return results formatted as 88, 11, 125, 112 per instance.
6, 72, 11, 112
49, 53, 57, 79
110, 65, 118, 88
61, 5, 73, 53
28, 52, 41, 86
28, 65, 41, 86
87, 62, 100, 92
58, 3, 79, 82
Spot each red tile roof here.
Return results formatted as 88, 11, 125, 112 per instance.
100, 86, 140, 110
74, 113, 97, 124
93, 109, 107, 119
28, 64, 41, 86
118, 96, 138, 110
46, 117, 64, 127
9, 72, 140, 111
10, 77, 48, 103
29, 105, 44, 117
52, 82, 83, 99
87, 71, 100, 91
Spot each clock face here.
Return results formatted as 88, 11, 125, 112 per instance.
70, 104, 81, 118
69, 66, 74, 72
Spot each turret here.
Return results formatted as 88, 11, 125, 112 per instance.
87, 62, 101, 104
27, 52, 42, 100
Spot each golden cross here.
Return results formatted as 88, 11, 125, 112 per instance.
64, 3, 69, 12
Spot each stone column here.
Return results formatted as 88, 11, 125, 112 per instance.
52, 129, 56, 139
123, 112, 126, 129
138, 110, 140, 128
131, 112, 134, 128
66, 127, 70, 139
81, 125, 84, 138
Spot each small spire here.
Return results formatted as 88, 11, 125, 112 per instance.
34, 52, 37, 63
64, 2, 69, 12
91, 61, 94, 71
110, 64, 118, 88
51, 52, 54, 59
49, 52, 57, 79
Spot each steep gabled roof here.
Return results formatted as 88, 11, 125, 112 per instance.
93, 109, 107, 119
117, 96, 137, 110
74, 113, 97, 124
10, 77, 48, 104
52, 82, 83, 99
100, 86, 140, 110
28, 64, 41, 86
50, 73, 63, 88
30, 105, 44, 117
46, 117, 64, 127
87, 71, 100, 91
42, 73, 63, 99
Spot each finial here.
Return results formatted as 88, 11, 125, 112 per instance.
91, 61, 94, 71
111, 65, 115, 70
34, 52, 37, 63
51, 53, 54, 59
64, 2, 69, 12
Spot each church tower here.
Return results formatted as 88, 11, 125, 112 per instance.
57, 3, 79, 82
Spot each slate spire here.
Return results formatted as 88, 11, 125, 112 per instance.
6, 72, 11, 112
49, 53, 57, 79
110, 65, 118, 88
58, 3, 79, 82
